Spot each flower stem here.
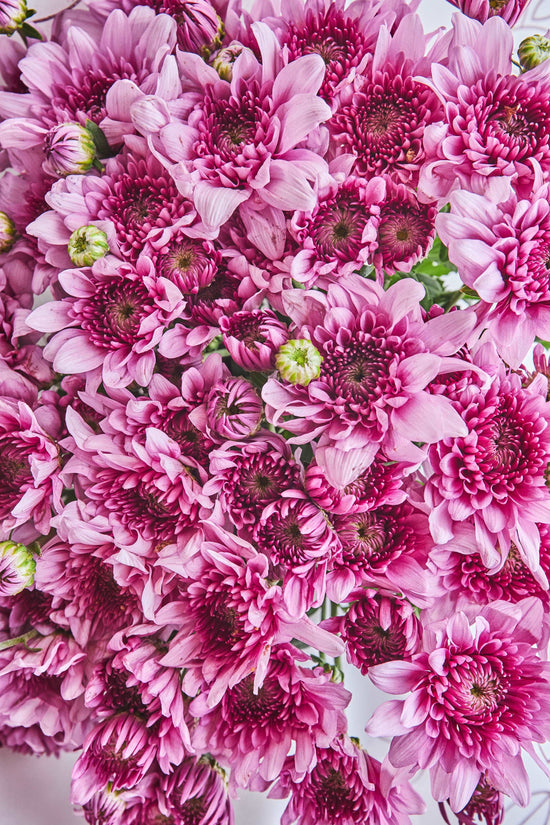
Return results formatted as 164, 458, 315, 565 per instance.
0, 630, 38, 651
34, 0, 82, 23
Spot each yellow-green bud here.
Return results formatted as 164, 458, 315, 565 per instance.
518, 34, 550, 72
0, 541, 35, 596
0, 211, 17, 254
211, 44, 243, 81
275, 339, 323, 386
68, 225, 110, 267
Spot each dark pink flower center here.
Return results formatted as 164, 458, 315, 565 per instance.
308, 765, 356, 818
79, 278, 149, 347
225, 674, 283, 726
152, 235, 221, 293
310, 190, 373, 262
377, 197, 436, 269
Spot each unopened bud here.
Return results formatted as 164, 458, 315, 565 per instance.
0, 541, 35, 596
0, 0, 28, 34
43, 122, 96, 177
68, 225, 109, 267
211, 44, 243, 81
275, 339, 323, 386
519, 34, 550, 71
0, 211, 17, 253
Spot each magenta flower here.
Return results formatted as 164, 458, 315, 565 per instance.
27, 256, 186, 388
156, 29, 331, 230
203, 377, 263, 441
142, 227, 223, 294
61, 407, 212, 556
0, 7, 177, 151
204, 431, 303, 529
158, 522, 343, 706
28, 141, 196, 270
421, 17, 550, 202
190, 644, 350, 787
305, 452, 408, 516
425, 357, 550, 574
270, 737, 424, 825
374, 178, 437, 275
220, 309, 289, 371
328, 13, 444, 186
446, 0, 531, 25
275, 0, 401, 103
253, 491, 340, 616
289, 173, 385, 289
325, 589, 422, 674
263, 275, 473, 488
438, 183, 550, 367
366, 599, 550, 810
0, 398, 61, 542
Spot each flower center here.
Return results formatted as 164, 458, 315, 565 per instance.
311, 767, 355, 818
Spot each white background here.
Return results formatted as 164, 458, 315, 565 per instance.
1, 0, 550, 822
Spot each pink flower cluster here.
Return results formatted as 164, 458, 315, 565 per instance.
1, 0, 550, 823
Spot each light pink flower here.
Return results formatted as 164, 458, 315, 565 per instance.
28, 256, 186, 388
190, 644, 350, 787
425, 354, 550, 576
438, 183, 550, 367
420, 16, 550, 202
328, 14, 445, 186
154, 26, 331, 230
263, 275, 474, 488
0, 398, 61, 541
446, 0, 531, 25
366, 599, 550, 810
157, 521, 343, 706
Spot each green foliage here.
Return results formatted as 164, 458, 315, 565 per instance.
385, 235, 464, 312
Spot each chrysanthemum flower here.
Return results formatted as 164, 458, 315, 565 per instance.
0, 398, 61, 542
158, 522, 343, 706
27, 256, 186, 388
289, 174, 385, 288
446, 0, 530, 25
155, 26, 331, 230
421, 16, 550, 202
0, 7, 177, 157
220, 309, 289, 371
325, 589, 421, 674
270, 737, 424, 825
328, 14, 444, 186
425, 357, 550, 574
254, 491, 340, 615
204, 431, 303, 529
366, 599, 550, 811
437, 183, 550, 367
191, 645, 350, 787
374, 178, 437, 275
263, 275, 474, 488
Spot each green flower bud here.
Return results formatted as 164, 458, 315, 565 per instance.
211, 44, 243, 81
43, 122, 96, 177
0, 541, 35, 596
0, 211, 17, 254
518, 34, 550, 72
275, 339, 323, 386
0, 0, 28, 35
68, 225, 110, 267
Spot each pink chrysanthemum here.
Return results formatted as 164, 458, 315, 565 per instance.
254, 491, 340, 616
0, 398, 61, 542
34, 536, 140, 648
438, 183, 550, 367
440, 777, 504, 825
425, 360, 550, 574
28, 142, 196, 270
421, 16, 550, 202
327, 500, 436, 605
0, 8, 177, 170
263, 275, 473, 488
446, 0, 530, 25
305, 452, 408, 515
366, 599, 550, 811
270, 738, 424, 825
219, 309, 289, 371
325, 589, 422, 674
374, 178, 437, 275
289, 173, 385, 288
28, 256, 186, 388
274, 0, 413, 104
204, 431, 303, 529
191, 644, 350, 787
155, 29, 331, 230
61, 407, 212, 556
158, 522, 343, 706
142, 227, 223, 294
328, 14, 444, 186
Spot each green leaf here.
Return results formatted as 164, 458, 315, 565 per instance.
85, 119, 118, 159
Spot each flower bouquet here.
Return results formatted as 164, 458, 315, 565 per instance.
1, 0, 550, 822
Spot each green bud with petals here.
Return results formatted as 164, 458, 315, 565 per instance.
518, 34, 550, 71
68, 225, 110, 267
275, 339, 323, 386
0, 211, 17, 253
0, 541, 36, 596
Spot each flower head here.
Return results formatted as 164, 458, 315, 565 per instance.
0, 0, 29, 34
276, 339, 323, 387
446, 0, 531, 25
519, 33, 550, 71
43, 123, 96, 178
0, 541, 35, 597
0, 212, 17, 254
